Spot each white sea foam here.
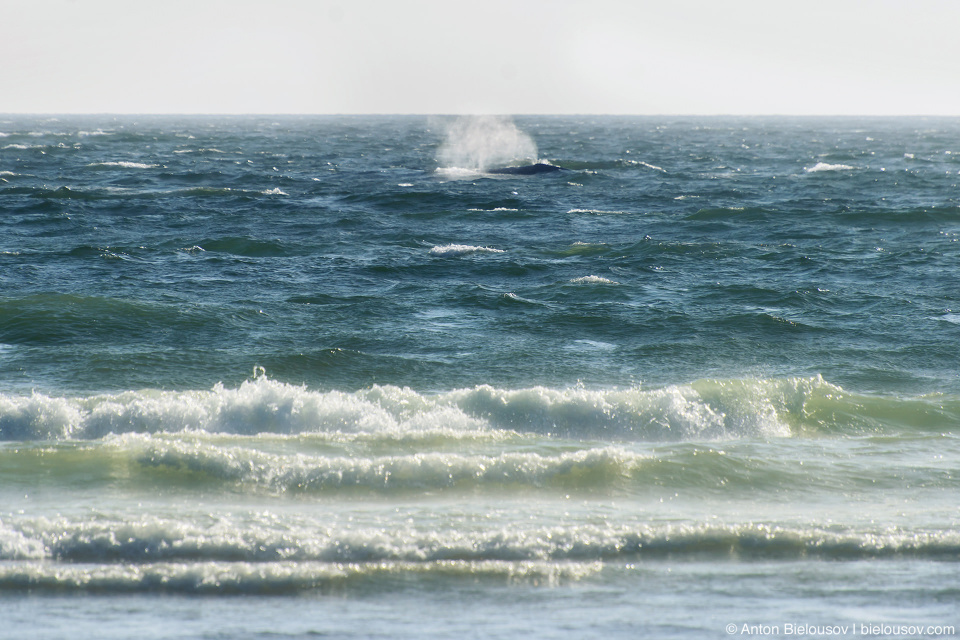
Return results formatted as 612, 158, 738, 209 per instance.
570, 275, 619, 285
567, 209, 627, 215
804, 162, 856, 173
6, 511, 959, 571
623, 159, 667, 172
125, 437, 648, 493
261, 187, 288, 195
0, 375, 878, 443
86, 161, 159, 169
429, 244, 505, 257
0, 391, 85, 440
0, 521, 48, 560
0, 557, 600, 592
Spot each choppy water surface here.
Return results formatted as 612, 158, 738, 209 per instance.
2, 115, 959, 638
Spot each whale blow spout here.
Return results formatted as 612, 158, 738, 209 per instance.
487, 163, 564, 175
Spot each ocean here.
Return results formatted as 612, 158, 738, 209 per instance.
1, 114, 959, 639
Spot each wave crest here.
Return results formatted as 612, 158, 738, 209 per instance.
805, 162, 856, 173
429, 244, 505, 257
2, 374, 934, 443
85, 161, 159, 169
6, 514, 960, 569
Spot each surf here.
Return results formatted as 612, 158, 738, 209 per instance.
2, 374, 957, 443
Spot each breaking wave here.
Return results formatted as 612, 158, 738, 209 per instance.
429, 244, 506, 257
2, 514, 958, 594
804, 162, 856, 173
0, 375, 955, 443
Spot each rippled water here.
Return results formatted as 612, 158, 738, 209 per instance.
2, 115, 959, 638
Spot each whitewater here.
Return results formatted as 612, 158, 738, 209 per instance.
2, 114, 959, 638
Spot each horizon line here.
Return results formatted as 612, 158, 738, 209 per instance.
4, 112, 960, 118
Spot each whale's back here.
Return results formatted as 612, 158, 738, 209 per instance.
487, 163, 564, 175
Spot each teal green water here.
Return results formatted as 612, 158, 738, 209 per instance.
1, 115, 959, 638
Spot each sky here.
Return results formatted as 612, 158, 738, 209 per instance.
4, 0, 959, 115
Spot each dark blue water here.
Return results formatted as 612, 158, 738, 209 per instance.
2, 115, 960, 639
3, 115, 960, 395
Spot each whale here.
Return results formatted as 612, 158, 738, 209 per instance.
486, 163, 564, 175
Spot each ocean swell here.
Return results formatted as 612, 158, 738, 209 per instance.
8, 515, 960, 565
1, 375, 955, 442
